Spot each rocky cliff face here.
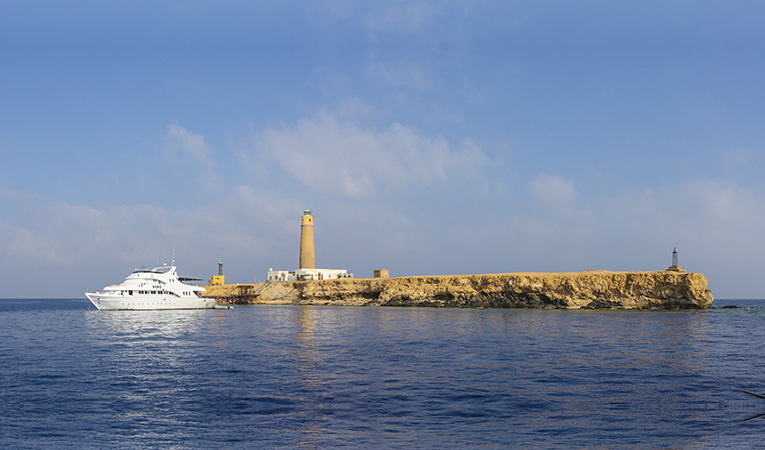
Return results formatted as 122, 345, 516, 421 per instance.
203, 270, 713, 310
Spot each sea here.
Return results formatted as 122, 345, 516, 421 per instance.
1, 299, 764, 449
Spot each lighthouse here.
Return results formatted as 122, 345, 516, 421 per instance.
299, 210, 315, 269
267, 209, 353, 281
666, 247, 686, 272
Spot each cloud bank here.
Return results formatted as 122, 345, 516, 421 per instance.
252, 110, 489, 198
1, 110, 764, 298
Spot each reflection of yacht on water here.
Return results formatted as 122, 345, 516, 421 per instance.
86, 264, 220, 310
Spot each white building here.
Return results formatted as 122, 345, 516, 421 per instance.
267, 268, 353, 282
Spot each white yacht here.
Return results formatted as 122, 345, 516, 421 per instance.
86, 264, 219, 310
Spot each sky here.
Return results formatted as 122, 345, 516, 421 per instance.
1, 0, 764, 298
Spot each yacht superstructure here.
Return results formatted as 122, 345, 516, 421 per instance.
86, 265, 218, 310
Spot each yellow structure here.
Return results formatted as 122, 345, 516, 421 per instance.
208, 275, 225, 286
299, 210, 316, 269
208, 262, 225, 286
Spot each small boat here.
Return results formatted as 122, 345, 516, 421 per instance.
86, 264, 219, 310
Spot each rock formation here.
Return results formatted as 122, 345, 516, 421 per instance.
202, 270, 713, 310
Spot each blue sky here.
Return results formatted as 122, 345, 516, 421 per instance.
1, 1, 764, 298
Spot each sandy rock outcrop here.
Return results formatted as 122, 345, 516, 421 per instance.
202, 270, 713, 310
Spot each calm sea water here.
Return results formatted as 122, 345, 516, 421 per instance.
1, 299, 764, 449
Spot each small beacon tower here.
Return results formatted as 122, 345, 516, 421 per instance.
299, 210, 316, 269
666, 247, 685, 272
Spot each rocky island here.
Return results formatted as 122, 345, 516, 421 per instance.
202, 269, 713, 310
204, 212, 712, 309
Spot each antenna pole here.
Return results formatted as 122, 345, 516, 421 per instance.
172, 238, 177, 266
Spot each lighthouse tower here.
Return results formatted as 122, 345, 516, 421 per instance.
299, 210, 315, 269
267, 209, 353, 282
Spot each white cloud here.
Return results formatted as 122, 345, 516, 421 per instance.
0, 201, 177, 266
0, 187, 35, 201
253, 110, 489, 197
163, 123, 224, 193
529, 174, 578, 208
680, 180, 753, 225
602, 180, 764, 238
165, 122, 213, 163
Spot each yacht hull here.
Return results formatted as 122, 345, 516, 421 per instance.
86, 293, 218, 310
